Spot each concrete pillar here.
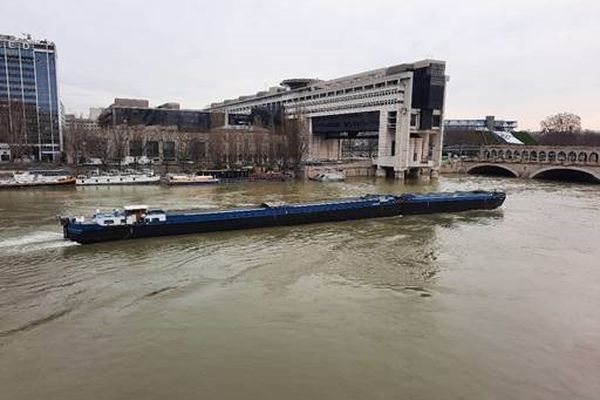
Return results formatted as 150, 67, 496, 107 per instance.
414, 138, 423, 164
328, 139, 341, 160
396, 77, 413, 171
421, 133, 430, 162
308, 118, 318, 160
394, 169, 405, 180
377, 111, 391, 159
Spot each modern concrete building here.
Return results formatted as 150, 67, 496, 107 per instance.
209, 60, 447, 179
64, 108, 108, 131
0, 34, 62, 161
64, 114, 99, 131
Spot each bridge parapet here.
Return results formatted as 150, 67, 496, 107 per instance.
479, 145, 600, 166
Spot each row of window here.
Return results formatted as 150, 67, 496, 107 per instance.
3, 64, 35, 70
0, 96, 38, 103
4, 72, 34, 78
294, 88, 401, 108
288, 98, 402, 116
224, 79, 403, 114
0, 83, 37, 90
228, 89, 402, 114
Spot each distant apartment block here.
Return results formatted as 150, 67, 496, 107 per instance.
99, 98, 222, 132
0, 34, 62, 161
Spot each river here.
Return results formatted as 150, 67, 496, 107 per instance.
0, 176, 599, 400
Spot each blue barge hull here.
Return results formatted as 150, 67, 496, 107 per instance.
60, 191, 506, 244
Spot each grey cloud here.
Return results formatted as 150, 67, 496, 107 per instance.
1, 0, 598, 129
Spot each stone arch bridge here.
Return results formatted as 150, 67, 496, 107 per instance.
448, 145, 600, 182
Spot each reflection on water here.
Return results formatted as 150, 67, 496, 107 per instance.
1, 176, 599, 400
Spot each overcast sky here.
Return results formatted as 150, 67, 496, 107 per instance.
1, 0, 598, 130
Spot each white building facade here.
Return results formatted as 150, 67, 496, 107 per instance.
209, 60, 447, 179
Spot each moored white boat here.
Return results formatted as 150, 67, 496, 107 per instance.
308, 170, 345, 182
164, 174, 219, 185
0, 170, 75, 189
76, 169, 160, 186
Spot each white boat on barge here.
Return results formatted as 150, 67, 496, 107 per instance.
76, 169, 160, 186
0, 170, 75, 189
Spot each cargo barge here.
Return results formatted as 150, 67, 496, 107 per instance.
59, 190, 506, 244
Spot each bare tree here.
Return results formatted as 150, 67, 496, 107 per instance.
109, 125, 129, 168
64, 121, 93, 169
4, 104, 32, 162
86, 130, 112, 169
540, 112, 582, 134
252, 132, 265, 165
208, 132, 226, 168
282, 115, 310, 173
242, 135, 252, 164
188, 136, 207, 164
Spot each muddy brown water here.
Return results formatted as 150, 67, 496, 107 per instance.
0, 176, 599, 400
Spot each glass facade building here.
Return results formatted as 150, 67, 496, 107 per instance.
0, 35, 61, 161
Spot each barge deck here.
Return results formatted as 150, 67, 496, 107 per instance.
59, 191, 506, 244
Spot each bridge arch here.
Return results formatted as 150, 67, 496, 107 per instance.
590, 152, 599, 163
530, 166, 600, 183
578, 152, 587, 163
568, 151, 577, 162
466, 163, 519, 178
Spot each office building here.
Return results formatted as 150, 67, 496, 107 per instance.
0, 34, 61, 161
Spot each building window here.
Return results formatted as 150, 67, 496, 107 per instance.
163, 141, 175, 161
129, 140, 143, 157
146, 141, 159, 158
410, 114, 417, 127
432, 115, 441, 127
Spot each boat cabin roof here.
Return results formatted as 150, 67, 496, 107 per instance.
124, 205, 148, 211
